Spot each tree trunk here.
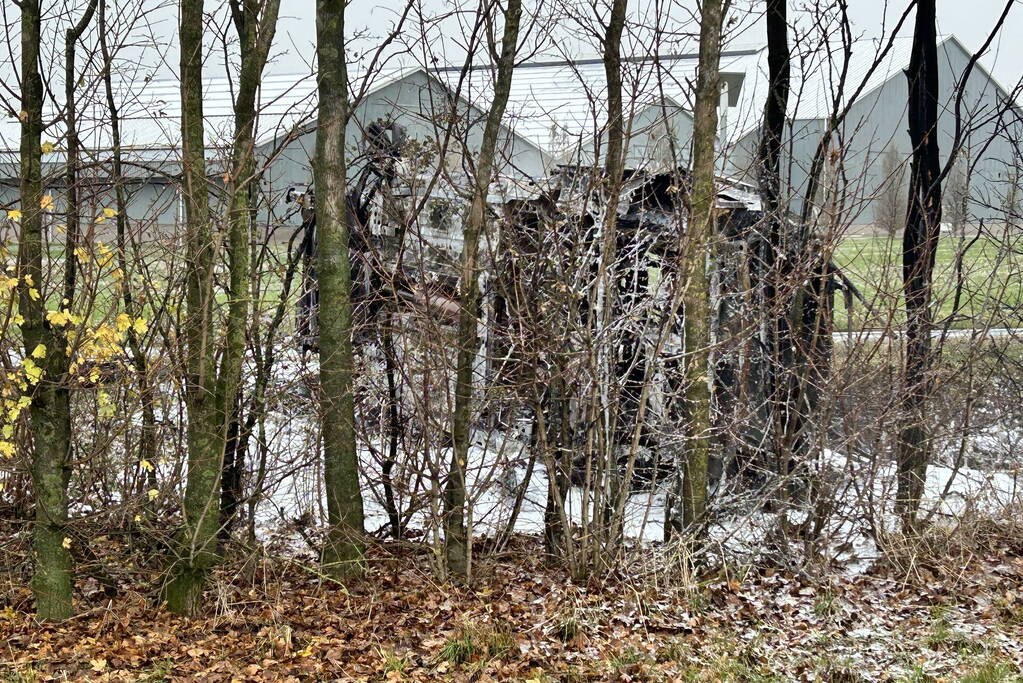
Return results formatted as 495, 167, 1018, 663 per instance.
446, 0, 524, 579
165, 0, 222, 615
679, 0, 726, 531
217, 0, 281, 540
897, 0, 942, 529
18, 0, 69, 621
757, 0, 788, 220
17, 0, 93, 622
381, 309, 402, 539
315, 0, 366, 579
757, 0, 805, 482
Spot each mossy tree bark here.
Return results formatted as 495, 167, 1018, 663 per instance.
165, 0, 223, 615
164, 0, 282, 611
18, 0, 71, 621
17, 0, 95, 621
679, 0, 726, 531
445, 0, 523, 579
315, 0, 366, 579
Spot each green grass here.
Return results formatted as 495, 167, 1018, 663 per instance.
438, 622, 515, 667
9, 232, 1022, 345
2, 240, 296, 335
959, 657, 1022, 683
832, 234, 1023, 331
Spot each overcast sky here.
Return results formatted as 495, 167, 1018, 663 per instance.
2, 0, 1022, 111
256, 0, 1023, 87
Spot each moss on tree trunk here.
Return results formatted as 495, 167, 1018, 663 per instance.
315, 0, 366, 579
165, 0, 223, 615
680, 0, 726, 531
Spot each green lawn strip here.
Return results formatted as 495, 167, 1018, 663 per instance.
832, 234, 1023, 332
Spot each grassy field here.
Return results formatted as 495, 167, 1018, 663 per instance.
11, 231, 1023, 338
832, 233, 1023, 331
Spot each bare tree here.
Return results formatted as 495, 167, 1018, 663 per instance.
98, 0, 159, 511
17, 0, 92, 622
165, 0, 228, 614
217, 0, 282, 538
446, 0, 524, 579
896, 0, 942, 528
876, 146, 907, 236
675, 0, 728, 532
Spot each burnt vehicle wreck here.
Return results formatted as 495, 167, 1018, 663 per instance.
288, 120, 464, 352
291, 128, 857, 494
491, 167, 857, 493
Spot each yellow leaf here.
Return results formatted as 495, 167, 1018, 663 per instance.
21, 358, 42, 384
1, 425, 12, 439
97, 243, 114, 267
62, 537, 72, 550
115, 313, 132, 332
102, 207, 117, 219
6, 209, 21, 221
140, 459, 154, 472
0, 441, 14, 458
132, 317, 148, 335
74, 246, 90, 264
40, 141, 55, 154
97, 390, 115, 418
40, 195, 53, 210
46, 310, 71, 327
31, 344, 46, 359
89, 658, 106, 673
28, 288, 39, 301
147, 489, 159, 501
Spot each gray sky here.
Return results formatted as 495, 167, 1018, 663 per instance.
2, 0, 1022, 112
93, 0, 1022, 81
258, 0, 1023, 87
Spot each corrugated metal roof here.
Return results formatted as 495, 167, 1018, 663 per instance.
435, 49, 760, 154
790, 34, 917, 122
0, 52, 759, 165
0, 66, 413, 157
